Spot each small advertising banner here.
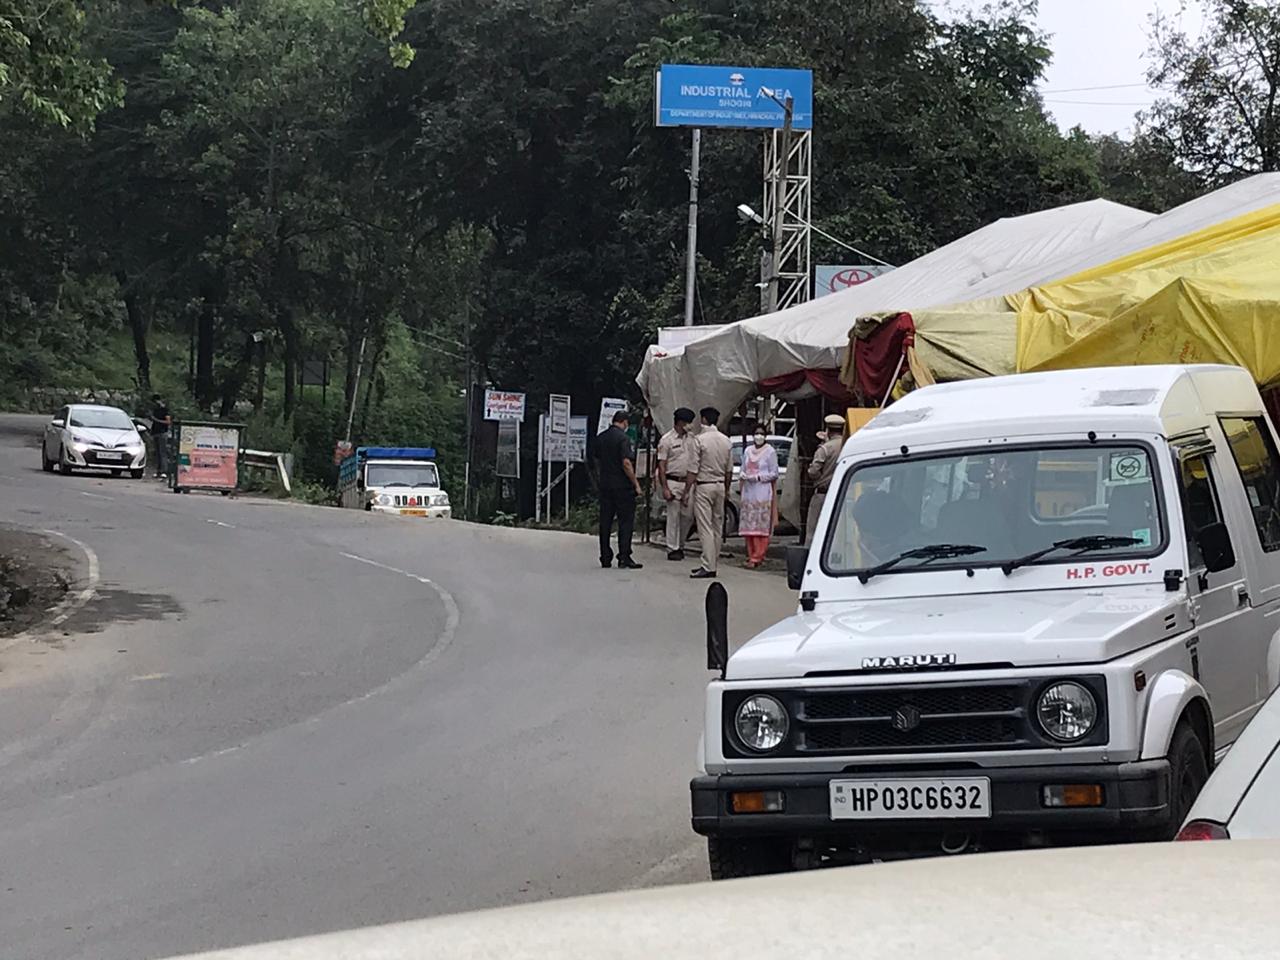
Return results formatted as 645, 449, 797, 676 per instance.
814, 264, 894, 297
541, 414, 587, 463
484, 389, 526, 422
175, 421, 242, 492
495, 420, 521, 478
597, 397, 628, 435
548, 393, 571, 436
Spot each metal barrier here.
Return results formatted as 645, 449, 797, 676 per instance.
240, 449, 294, 494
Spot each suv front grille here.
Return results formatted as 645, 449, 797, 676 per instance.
724, 680, 1050, 758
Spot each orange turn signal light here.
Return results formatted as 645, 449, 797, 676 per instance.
730, 790, 785, 814
1042, 784, 1104, 808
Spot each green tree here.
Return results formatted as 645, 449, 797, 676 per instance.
0, 0, 121, 130
1145, 0, 1280, 182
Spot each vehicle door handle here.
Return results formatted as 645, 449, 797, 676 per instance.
1236, 584, 1250, 607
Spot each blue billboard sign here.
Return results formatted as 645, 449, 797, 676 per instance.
654, 64, 814, 130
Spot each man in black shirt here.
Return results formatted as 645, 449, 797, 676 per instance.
596, 409, 644, 569
149, 394, 172, 479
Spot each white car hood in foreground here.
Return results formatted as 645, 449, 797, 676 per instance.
727, 585, 1181, 680
172, 843, 1279, 959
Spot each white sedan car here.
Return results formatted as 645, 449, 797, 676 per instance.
1178, 682, 1280, 840
42, 403, 148, 478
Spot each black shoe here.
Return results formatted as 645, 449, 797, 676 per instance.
690, 568, 717, 579
667, 549, 685, 561
601, 559, 613, 568
618, 559, 644, 570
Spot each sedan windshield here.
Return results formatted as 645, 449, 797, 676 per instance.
823, 444, 1163, 575
367, 462, 439, 488
69, 407, 135, 430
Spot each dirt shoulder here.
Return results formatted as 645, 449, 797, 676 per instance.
0, 525, 72, 639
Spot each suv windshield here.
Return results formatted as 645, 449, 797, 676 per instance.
69, 407, 134, 430
823, 444, 1163, 575
367, 462, 439, 488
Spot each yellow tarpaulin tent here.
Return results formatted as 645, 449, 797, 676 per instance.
1015, 201, 1280, 385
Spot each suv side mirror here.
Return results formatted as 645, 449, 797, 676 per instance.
1198, 522, 1236, 574
50, 418, 64, 428
133, 419, 149, 433
705, 581, 728, 678
785, 544, 809, 590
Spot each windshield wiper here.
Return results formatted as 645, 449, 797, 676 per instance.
855, 543, 987, 585
380, 482, 412, 487
1001, 535, 1141, 576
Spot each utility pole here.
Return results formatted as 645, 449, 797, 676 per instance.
766, 95, 794, 315
462, 297, 475, 520
683, 128, 701, 326
345, 331, 367, 443
252, 331, 266, 413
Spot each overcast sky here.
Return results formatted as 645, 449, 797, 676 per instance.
935, 0, 1207, 135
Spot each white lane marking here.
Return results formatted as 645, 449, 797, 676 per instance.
182, 745, 242, 766
79, 491, 114, 501
0, 474, 17, 481
0, 530, 100, 652
341, 552, 435, 585
205, 519, 236, 529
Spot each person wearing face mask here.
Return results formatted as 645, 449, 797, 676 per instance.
739, 427, 780, 568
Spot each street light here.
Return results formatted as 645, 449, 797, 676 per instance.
736, 203, 895, 268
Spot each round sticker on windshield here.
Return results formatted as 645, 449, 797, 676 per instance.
1110, 453, 1148, 482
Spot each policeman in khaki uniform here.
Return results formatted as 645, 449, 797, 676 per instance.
689, 406, 732, 579
656, 407, 697, 561
806, 413, 847, 545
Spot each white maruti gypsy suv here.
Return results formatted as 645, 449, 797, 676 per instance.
692, 365, 1280, 877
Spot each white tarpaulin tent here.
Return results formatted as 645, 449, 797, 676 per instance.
637, 198, 1152, 427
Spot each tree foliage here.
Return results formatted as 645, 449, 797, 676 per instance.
1145, 0, 1280, 182
0, 0, 1210, 504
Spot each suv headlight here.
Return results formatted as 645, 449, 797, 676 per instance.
735, 695, 789, 752
1037, 681, 1097, 742
377, 494, 391, 506
433, 493, 449, 506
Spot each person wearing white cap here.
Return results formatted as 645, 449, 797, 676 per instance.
805, 413, 847, 545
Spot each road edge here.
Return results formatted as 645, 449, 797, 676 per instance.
0, 528, 100, 653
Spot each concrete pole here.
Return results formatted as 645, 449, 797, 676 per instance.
683, 128, 702, 326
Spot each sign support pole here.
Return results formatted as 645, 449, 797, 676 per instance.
683, 128, 701, 327
766, 97, 793, 314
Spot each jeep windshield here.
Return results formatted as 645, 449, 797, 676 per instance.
367, 462, 439, 488
823, 443, 1164, 577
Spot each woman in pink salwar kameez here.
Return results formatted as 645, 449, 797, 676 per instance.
739, 430, 779, 568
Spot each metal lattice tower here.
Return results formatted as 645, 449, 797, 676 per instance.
762, 129, 812, 312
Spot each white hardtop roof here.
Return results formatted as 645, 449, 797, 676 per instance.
844, 364, 1261, 455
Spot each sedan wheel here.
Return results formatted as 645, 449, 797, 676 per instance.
41, 446, 54, 472
58, 446, 74, 475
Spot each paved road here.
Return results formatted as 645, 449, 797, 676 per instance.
0, 413, 795, 960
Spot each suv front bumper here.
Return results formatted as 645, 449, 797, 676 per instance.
691, 759, 1171, 839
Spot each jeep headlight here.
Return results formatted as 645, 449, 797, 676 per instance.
377, 494, 391, 506
1037, 682, 1097, 742
735, 695, 789, 752
433, 493, 449, 506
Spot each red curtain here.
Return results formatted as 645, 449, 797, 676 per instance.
852, 312, 915, 401
758, 368, 855, 406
